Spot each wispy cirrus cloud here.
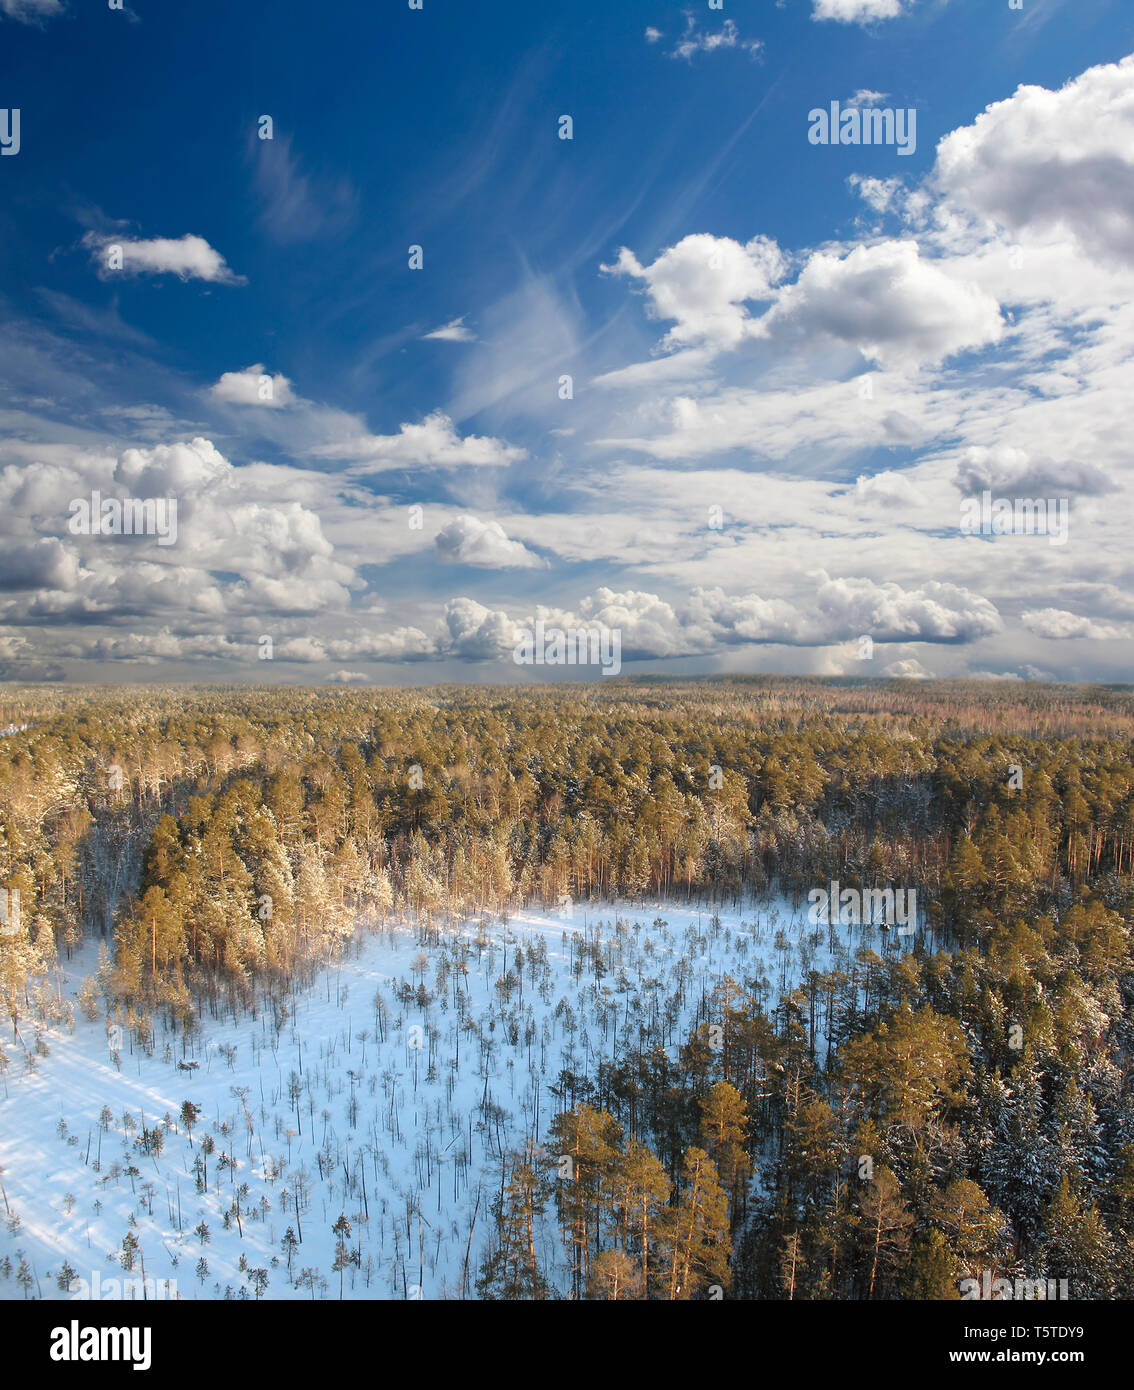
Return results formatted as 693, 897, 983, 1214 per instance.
0, 0, 63, 23
35, 289, 155, 348
249, 131, 358, 244
423, 316, 476, 343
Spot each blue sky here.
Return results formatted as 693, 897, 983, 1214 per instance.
2, 0, 1134, 684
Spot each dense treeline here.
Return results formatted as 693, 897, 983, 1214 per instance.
509, 890, 1132, 1297
1, 680, 1132, 1297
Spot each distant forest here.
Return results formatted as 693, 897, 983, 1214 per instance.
1, 678, 1132, 1298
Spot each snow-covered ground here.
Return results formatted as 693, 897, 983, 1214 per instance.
0, 897, 930, 1300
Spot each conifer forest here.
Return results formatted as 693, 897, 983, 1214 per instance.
1, 679, 1131, 1305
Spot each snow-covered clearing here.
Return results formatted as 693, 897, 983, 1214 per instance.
0, 897, 930, 1300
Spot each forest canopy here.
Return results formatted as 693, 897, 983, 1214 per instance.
1, 678, 1132, 1299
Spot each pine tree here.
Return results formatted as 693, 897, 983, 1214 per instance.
906, 1228, 962, 1299
779, 1230, 803, 1299
784, 1093, 845, 1211
547, 1105, 622, 1298
179, 1100, 200, 1146
611, 1139, 670, 1298
698, 1080, 750, 1223
332, 1213, 354, 1300
857, 1166, 912, 1300
659, 1148, 731, 1300
928, 1178, 1009, 1277
588, 1248, 638, 1300
1108, 1144, 1134, 1292
476, 1157, 551, 1300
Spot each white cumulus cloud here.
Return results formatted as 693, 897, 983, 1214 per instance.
83, 232, 245, 285
210, 365, 294, 408
434, 516, 547, 570
812, 0, 910, 22
1021, 609, 1129, 640
882, 657, 934, 678
669, 16, 763, 61
761, 239, 1003, 367
603, 234, 786, 351
933, 54, 1134, 266
315, 411, 525, 472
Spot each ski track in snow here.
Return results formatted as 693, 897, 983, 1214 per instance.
0, 898, 927, 1301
